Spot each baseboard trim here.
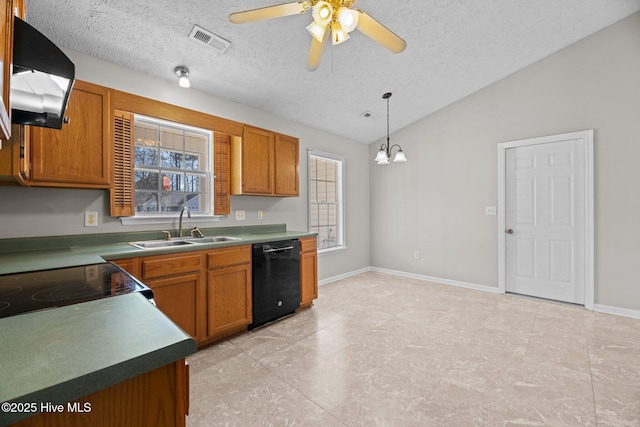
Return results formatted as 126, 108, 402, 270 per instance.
593, 304, 640, 320
369, 267, 502, 294
319, 267, 371, 286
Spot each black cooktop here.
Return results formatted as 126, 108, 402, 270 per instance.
0, 262, 153, 319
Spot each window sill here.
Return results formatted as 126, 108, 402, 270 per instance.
119, 215, 223, 226
318, 246, 347, 256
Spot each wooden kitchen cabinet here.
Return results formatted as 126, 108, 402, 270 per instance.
0, 0, 17, 142
112, 257, 139, 278
275, 133, 299, 196
140, 252, 204, 341
0, 123, 29, 185
205, 245, 252, 342
231, 125, 299, 196
9, 359, 189, 427
28, 80, 112, 188
299, 236, 318, 309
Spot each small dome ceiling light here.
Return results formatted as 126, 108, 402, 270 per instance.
174, 66, 190, 88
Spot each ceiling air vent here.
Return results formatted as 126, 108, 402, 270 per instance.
189, 25, 231, 53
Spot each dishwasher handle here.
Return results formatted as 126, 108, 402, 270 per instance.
262, 245, 294, 253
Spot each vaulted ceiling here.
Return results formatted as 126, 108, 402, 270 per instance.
28, 0, 640, 143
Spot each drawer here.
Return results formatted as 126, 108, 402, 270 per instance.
207, 245, 251, 269
142, 253, 202, 279
299, 237, 317, 254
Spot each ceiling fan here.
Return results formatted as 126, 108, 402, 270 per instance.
229, 1, 407, 71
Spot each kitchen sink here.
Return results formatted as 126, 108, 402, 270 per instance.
129, 236, 243, 250
185, 236, 243, 243
129, 239, 196, 249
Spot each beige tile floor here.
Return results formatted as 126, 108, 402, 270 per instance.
186, 271, 640, 426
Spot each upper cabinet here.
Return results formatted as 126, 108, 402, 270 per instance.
231, 125, 299, 197
0, 0, 23, 142
29, 80, 112, 188
274, 133, 299, 196
0, 80, 113, 189
0, 0, 10, 141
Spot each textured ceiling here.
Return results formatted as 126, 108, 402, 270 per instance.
27, 0, 640, 143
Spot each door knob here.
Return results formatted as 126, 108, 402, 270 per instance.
506, 229, 514, 234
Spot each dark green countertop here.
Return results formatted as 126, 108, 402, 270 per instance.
0, 293, 196, 426
0, 224, 316, 275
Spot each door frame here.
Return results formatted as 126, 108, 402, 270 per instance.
497, 130, 594, 309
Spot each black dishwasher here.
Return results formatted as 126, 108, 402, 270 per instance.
249, 240, 301, 330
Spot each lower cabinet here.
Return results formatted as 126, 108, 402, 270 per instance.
206, 245, 252, 341
145, 273, 200, 339
9, 359, 189, 427
113, 239, 317, 346
300, 237, 318, 309
114, 253, 204, 342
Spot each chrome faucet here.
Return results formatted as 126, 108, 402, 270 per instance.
178, 207, 191, 237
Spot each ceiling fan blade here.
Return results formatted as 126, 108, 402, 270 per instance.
306, 30, 329, 71
355, 10, 407, 54
229, 1, 310, 24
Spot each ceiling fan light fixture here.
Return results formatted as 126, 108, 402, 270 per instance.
306, 21, 327, 42
312, 1, 333, 26
336, 7, 359, 32
331, 21, 349, 45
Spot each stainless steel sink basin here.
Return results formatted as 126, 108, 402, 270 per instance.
185, 236, 243, 243
129, 239, 196, 249
129, 236, 243, 249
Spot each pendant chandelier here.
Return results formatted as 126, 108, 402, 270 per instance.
374, 92, 407, 165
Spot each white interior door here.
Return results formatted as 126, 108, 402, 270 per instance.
504, 136, 587, 304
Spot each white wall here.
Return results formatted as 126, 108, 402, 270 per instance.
370, 12, 640, 310
0, 50, 371, 281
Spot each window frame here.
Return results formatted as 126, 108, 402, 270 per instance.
307, 149, 346, 254
132, 114, 214, 217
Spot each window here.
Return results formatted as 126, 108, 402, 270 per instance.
308, 150, 345, 252
133, 115, 212, 215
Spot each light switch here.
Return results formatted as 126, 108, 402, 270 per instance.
485, 206, 497, 216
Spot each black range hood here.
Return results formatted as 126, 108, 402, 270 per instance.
10, 17, 75, 130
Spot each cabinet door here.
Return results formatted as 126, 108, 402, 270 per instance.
0, 0, 12, 141
207, 264, 252, 337
238, 126, 274, 194
300, 237, 318, 308
29, 80, 111, 187
0, 123, 29, 184
145, 273, 200, 339
275, 133, 299, 196
111, 257, 139, 277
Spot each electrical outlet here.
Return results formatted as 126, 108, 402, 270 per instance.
235, 210, 246, 221
414, 251, 420, 259
84, 211, 98, 227
85, 265, 99, 282
485, 206, 497, 216
257, 211, 264, 220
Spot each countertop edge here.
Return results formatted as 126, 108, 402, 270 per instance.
1, 339, 196, 425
